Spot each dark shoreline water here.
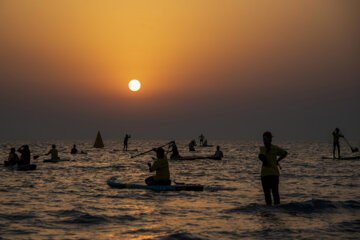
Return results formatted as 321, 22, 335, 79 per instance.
1, 140, 359, 239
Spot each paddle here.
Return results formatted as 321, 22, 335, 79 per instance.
130, 141, 173, 158
343, 137, 359, 153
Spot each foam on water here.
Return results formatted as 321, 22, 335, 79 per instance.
0, 139, 359, 239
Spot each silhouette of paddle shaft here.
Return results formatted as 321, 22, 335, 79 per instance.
130, 141, 173, 158
343, 137, 359, 153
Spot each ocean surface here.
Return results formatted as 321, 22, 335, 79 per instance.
0, 139, 359, 240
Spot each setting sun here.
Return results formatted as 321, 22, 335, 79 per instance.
128, 79, 141, 92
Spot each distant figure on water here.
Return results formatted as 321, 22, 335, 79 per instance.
199, 134, 205, 146
46, 144, 59, 160
145, 147, 171, 185
203, 139, 208, 146
169, 141, 181, 159
332, 128, 344, 159
123, 134, 131, 151
258, 131, 287, 205
71, 144, 78, 154
93, 131, 104, 148
189, 139, 197, 152
17, 145, 31, 166
213, 146, 224, 160
5, 148, 19, 166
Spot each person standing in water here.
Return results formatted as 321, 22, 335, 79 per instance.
17, 145, 31, 166
145, 147, 171, 185
71, 144, 78, 154
258, 131, 287, 205
123, 134, 131, 151
213, 146, 224, 160
332, 128, 344, 159
46, 144, 59, 160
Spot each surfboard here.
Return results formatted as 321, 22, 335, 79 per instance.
107, 177, 203, 191
15, 164, 37, 171
321, 156, 360, 160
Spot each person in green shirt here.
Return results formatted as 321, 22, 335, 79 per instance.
258, 131, 287, 205
332, 128, 343, 159
46, 144, 59, 160
145, 147, 171, 185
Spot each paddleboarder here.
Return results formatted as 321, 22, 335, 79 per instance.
169, 141, 181, 159
258, 131, 287, 205
46, 144, 59, 160
123, 134, 131, 151
145, 147, 171, 185
332, 128, 344, 159
6, 148, 19, 166
17, 145, 31, 166
189, 139, 197, 152
199, 134, 205, 146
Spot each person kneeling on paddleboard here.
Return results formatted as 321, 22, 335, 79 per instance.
145, 147, 171, 185
46, 144, 59, 160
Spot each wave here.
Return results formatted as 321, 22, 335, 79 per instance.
158, 232, 204, 240
52, 209, 138, 225
224, 199, 360, 215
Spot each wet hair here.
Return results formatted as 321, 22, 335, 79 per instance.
216, 145, 220, 150
335, 128, 339, 132
10, 148, 15, 152
52, 144, 56, 148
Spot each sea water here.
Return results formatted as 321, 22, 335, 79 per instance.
0, 139, 359, 239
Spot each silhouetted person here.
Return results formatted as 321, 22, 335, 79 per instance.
123, 134, 131, 151
213, 145, 224, 160
145, 147, 171, 185
332, 128, 344, 159
6, 148, 19, 166
17, 145, 31, 165
169, 141, 181, 159
46, 144, 59, 160
258, 131, 287, 205
189, 139, 197, 152
71, 144, 78, 154
199, 134, 205, 146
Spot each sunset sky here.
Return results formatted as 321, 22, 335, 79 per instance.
0, 0, 359, 140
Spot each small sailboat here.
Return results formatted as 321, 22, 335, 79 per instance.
93, 131, 105, 148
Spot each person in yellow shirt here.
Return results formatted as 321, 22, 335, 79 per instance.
46, 144, 59, 160
258, 131, 287, 205
145, 147, 171, 185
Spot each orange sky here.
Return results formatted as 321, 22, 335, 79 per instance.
0, 0, 359, 139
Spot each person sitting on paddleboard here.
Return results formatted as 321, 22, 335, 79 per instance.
189, 140, 196, 152
213, 146, 224, 160
71, 144, 78, 154
258, 131, 287, 205
169, 141, 181, 159
46, 144, 59, 160
17, 145, 31, 166
6, 148, 19, 166
145, 147, 171, 185
332, 128, 344, 159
